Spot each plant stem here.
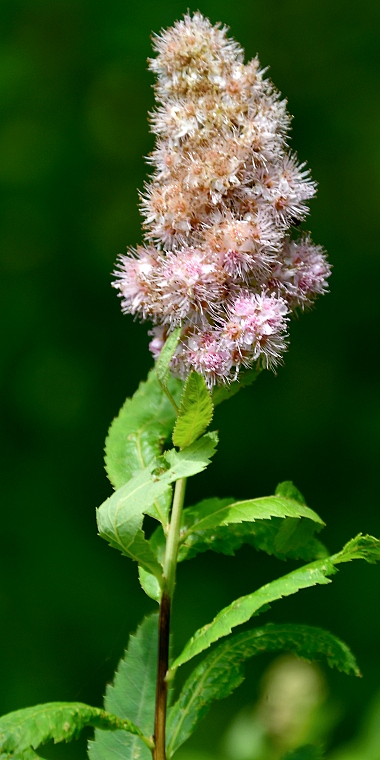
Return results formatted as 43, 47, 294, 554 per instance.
153, 477, 187, 760
162, 477, 187, 598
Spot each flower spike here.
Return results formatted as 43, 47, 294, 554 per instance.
114, 12, 330, 385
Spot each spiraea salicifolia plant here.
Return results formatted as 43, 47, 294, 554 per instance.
1, 13, 379, 760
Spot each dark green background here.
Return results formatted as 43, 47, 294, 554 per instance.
1, 0, 380, 756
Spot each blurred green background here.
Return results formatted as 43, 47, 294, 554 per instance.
1, 0, 380, 757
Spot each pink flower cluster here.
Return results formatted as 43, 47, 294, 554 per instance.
113, 13, 330, 385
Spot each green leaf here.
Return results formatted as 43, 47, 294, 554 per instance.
88, 613, 158, 760
169, 534, 380, 674
97, 467, 166, 577
181, 492, 324, 535
169, 560, 335, 672
212, 367, 262, 406
275, 480, 306, 504
167, 624, 359, 756
0, 702, 149, 755
104, 368, 183, 526
175, 489, 324, 563
97, 432, 218, 572
333, 533, 380, 564
173, 372, 213, 449
156, 327, 182, 409
105, 369, 182, 489
179, 517, 327, 563
164, 431, 218, 478
138, 565, 161, 603
148, 495, 327, 569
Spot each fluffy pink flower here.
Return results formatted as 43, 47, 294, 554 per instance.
113, 246, 160, 319
154, 247, 228, 325
270, 236, 331, 308
177, 330, 234, 386
113, 13, 330, 384
222, 291, 289, 368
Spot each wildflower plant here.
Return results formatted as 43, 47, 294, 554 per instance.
0, 13, 379, 760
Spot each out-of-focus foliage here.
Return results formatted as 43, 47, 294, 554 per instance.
167, 627, 358, 758
1, 1, 380, 758
171, 660, 380, 760
329, 691, 380, 760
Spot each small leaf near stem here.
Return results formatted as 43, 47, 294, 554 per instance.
154, 477, 187, 760
173, 372, 213, 449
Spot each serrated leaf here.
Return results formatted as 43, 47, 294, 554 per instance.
212, 367, 262, 406
169, 534, 380, 673
138, 566, 161, 603
181, 493, 324, 535
88, 614, 158, 760
179, 517, 328, 563
333, 533, 380, 564
156, 328, 182, 408
164, 431, 218, 478
97, 432, 218, 574
0, 702, 147, 755
176, 489, 324, 563
105, 369, 182, 489
173, 372, 213, 449
169, 561, 335, 673
97, 467, 167, 577
148, 497, 327, 568
104, 368, 183, 526
166, 623, 359, 756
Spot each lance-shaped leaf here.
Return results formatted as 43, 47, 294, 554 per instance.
181, 491, 324, 535
180, 515, 327, 563
155, 327, 182, 409
88, 613, 158, 760
166, 623, 359, 756
212, 367, 262, 406
105, 368, 183, 526
0, 702, 150, 756
176, 484, 326, 563
148, 500, 327, 569
169, 534, 380, 674
97, 432, 218, 574
173, 372, 213, 449
177, 488, 324, 562
148, 482, 325, 565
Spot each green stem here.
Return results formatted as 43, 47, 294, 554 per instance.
162, 477, 187, 597
157, 379, 179, 414
153, 477, 187, 760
